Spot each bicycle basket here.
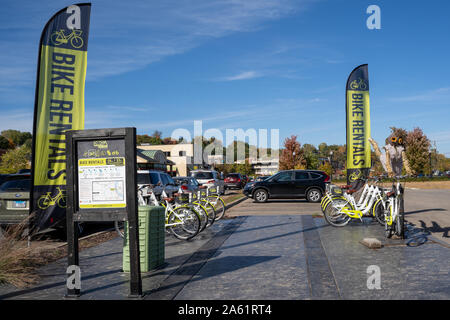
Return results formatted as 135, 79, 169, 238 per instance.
208, 187, 218, 195
176, 193, 190, 204
330, 186, 343, 196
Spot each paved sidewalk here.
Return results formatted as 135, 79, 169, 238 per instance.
0, 215, 449, 300
403, 189, 450, 245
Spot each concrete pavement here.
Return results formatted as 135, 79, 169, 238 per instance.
1, 193, 449, 300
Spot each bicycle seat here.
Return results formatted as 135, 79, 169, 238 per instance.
199, 186, 207, 189
163, 197, 175, 202
339, 185, 352, 189
386, 191, 395, 197
173, 193, 180, 197
346, 189, 357, 194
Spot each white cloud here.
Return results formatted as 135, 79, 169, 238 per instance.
389, 87, 450, 102
218, 71, 263, 81
0, 0, 314, 93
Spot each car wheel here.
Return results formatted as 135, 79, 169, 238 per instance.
306, 188, 322, 203
254, 189, 268, 203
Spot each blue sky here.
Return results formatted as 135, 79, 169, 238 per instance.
1, 0, 450, 154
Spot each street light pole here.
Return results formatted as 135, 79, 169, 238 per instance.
329, 151, 333, 179
292, 151, 296, 169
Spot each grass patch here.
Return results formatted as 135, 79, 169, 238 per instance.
224, 194, 246, 205
0, 217, 64, 288
0, 217, 118, 289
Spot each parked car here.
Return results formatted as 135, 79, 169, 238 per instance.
243, 170, 330, 203
173, 176, 200, 193
190, 170, 225, 195
0, 174, 31, 226
0, 174, 10, 187
224, 173, 245, 189
136, 170, 178, 196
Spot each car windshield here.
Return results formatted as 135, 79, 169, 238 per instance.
137, 172, 160, 185
0, 179, 30, 191
165, 174, 176, 185
192, 172, 213, 179
175, 178, 199, 186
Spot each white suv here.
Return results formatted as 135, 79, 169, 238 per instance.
190, 170, 225, 195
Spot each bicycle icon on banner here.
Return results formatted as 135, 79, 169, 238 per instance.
37, 187, 67, 210
348, 169, 362, 182
350, 78, 368, 90
50, 29, 84, 49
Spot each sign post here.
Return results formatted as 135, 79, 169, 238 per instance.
65, 127, 142, 298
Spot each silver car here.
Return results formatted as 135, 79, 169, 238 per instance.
190, 170, 225, 195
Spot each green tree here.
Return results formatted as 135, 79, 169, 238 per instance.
137, 131, 164, 145
0, 136, 11, 150
301, 143, 319, 169
1, 130, 31, 146
405, 127, 431, 175
0, 146, 31, 174
318, 162, 332, 176
435, 153, 450, 172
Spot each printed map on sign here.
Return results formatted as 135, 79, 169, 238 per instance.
92, 180, 124, 201
78, 157, 127, 208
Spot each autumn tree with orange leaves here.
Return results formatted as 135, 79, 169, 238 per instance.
279, 135, 306, 170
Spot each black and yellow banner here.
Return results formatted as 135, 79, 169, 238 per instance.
346, 64, 371, 186
30, 4, 91, 230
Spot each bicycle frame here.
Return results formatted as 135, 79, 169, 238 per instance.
323, 183, 387, 220
385, 182, 401, 226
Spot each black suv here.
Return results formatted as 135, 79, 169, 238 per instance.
243, 170, 330, 203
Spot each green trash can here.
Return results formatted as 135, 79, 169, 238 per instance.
123, 205, 165, 273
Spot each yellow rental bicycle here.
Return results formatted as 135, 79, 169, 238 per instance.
37, 187, 67, 209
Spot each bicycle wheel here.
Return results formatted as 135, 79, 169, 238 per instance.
167, 206, 201, 240
395, 198, 405, 238
37, 197, 50, 210
115, 221, 125, 238
323, 198, 352, 227
199, 199, 216, 227
372, 200, 386, 226
71, 36, 83, 48
191, 202, 208, 232
207, 196, 226, 220
58, 196, 67, 208
50, 32, 62, 46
